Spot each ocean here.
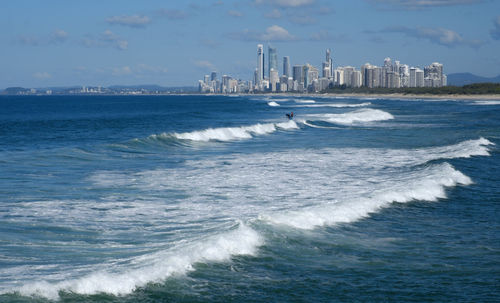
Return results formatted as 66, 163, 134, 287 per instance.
0, 95, 498, 302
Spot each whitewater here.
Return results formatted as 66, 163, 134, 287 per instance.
0, 95, 498, 302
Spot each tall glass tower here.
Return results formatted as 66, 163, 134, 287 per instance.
257, 44, 264, 84
326, 48, 333, 78
268, 46, 278, 78
283, 56, 291, 78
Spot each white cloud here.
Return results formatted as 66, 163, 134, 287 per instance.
112, 66, 132, 76
50, 29, 69, 43
137, 64, 168, 74
261, 25, 295, 40
33, 72, 51, 79
255, 0, 315, 7
156, 9, 188, 20
382, 25, 483, 47
367, 0, 483, 9
106, 15, 151, 28
228, 25, 296, 41
82, 30, 128, 50
194, 60, 216, 70
17, 29, 69, 46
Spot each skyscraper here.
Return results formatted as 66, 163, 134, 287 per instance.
268, 46, 277, 79
257, 44, 264, 84
326, 48, 333, 78
293, 65, 304, 88
283, 56, 291, 78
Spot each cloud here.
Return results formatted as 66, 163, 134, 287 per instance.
382, 25, 483, 47
289, 14, 316, 25
16, 29, 69, 46
200, 39, 220, 49
112, 66, 132, 76
101, 30, 128, 50
50, 29, 69, 43
136, 64, 168, 74
106, 15, 151, 28
309, 30, 351, 42
228, 10, 243, 17
156, 9, 188, 20
194, 60, 216, 71
33, 72, 51, 79
81, 30, 128, 50
228, 25, 296, 41
255, 0, 315, 7
366, 0, 483, 10
491, 16, 500, 40
264, 9, 282, 18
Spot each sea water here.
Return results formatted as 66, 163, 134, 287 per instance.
0, 95, 498, 302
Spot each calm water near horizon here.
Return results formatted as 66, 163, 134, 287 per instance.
0, 95, 499, 302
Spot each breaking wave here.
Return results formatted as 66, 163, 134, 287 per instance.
172, 120, 298, 142
261, 163, 471, 230
267, 101, 280, 107
295, 102, 372, 108
471, 100, 500, 105
304, 108, 394, 125
13, 223, 262, 300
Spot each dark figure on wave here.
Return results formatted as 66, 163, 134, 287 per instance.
286, 112, 294, 120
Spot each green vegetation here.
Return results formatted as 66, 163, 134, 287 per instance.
322, 83, 500, 95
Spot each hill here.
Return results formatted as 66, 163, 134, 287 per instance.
447, 73, 500, 86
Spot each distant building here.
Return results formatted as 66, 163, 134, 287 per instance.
283, 56, 291, 78
268, 46, 278, 79
257, 44, 264, 85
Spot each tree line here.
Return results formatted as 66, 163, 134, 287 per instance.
322, 83, 500, 95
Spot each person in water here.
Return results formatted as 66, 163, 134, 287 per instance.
286, 112, 294, 119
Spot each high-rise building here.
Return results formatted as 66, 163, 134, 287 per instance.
210, 71, 217, 82
322, 62, 330, 78
416, 68, 424, 87
270, 68, 279, 92
293, 65, 304, 85
283, 56, 291, 78
268, 46, 278, 79
424, 62, 444, 87
326, 48, 333, 78
257, 44, 264, 85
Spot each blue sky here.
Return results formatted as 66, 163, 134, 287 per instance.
1, 0, 499, 88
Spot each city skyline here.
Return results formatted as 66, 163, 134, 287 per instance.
1, 0, 499, 88
198, 44, 447, 93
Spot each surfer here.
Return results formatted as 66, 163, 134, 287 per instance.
286, 112, 294, 119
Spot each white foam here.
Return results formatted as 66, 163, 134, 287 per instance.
262, 163, 472, 229
14, 223, 262, 300
295, 102, 372, 108
305, 108, 394, 125
472, 100, 500, 105
267, 101, 280, 107
5, 138, 493, 299
172, 120, 298, 142
294, 99, 316, 103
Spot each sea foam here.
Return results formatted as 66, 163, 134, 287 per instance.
261, 163, 472, 229
305, 108, 394, 125
14, 223, 262, 300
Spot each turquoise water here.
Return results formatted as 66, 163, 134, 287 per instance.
0, 95, 499, 302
